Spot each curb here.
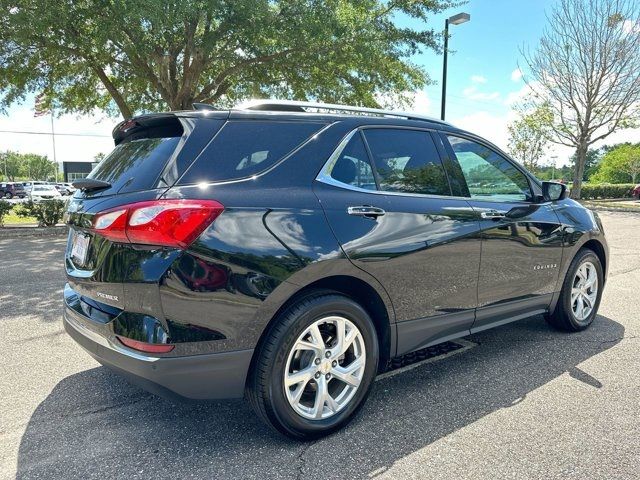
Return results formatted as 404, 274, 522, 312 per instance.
582, 206, 640, 213
0, 225, 68, 238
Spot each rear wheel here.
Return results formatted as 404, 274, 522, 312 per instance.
546, 248, 603, 331
4, 192, 12, 199
246, 293, 379, 439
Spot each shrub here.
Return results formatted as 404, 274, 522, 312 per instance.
579, 183, 635, 200
16, 199, 67, 226
0, 200, 12, 226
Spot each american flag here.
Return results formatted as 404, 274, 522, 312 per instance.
34, 93, 50, 117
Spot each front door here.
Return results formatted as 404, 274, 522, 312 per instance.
315, 127, 482, 354
441, 133, 564, 331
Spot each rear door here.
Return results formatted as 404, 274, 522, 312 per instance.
315, 127, 481, 355
441, 133, 564, 331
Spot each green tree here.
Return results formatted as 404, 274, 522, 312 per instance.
569, 147, 605, 181
522, 0, 640, 199
0, 0, 454, 119
507, 101, 553, 174
0, 151, 25, 181
591, 144, 640, 184
22, 153, 56, 180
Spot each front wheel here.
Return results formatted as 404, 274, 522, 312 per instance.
546, 248, 603, 331
4, 192, 12, 199
246, 293, 379, 439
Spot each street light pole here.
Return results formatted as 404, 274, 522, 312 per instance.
440, 12, 470, 121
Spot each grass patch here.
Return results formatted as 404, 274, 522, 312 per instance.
581, 199, 640, 211
3, 211, 38, 225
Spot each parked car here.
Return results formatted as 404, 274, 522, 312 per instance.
54, 183, 75, 196
632, 184, 640, 199
21, 181, 47, 195
63, 100, 608, 439
30, 184, 62, 201
0, 182, 26, 199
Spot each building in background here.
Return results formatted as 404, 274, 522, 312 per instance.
62, 161, 98, 182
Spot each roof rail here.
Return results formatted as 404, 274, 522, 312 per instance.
233, 99, 448, 125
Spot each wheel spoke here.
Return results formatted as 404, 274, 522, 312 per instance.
308, 323, 325, 350
571, 288, 581, 303
574, 296, 584, 319
333, 317, 346, 356
325, 389, 339, 413
586, 267, 597, 288
332, 358, 363, 388
582, 293, 594, 309
311, 377, 327, 419
285, 366, 314, 388
295, 339, 322, 352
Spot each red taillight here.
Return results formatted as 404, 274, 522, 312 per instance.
117, 336, 175, 353
92, 199, 224, 248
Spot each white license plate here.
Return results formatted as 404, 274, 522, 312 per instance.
71, 232, 90, 265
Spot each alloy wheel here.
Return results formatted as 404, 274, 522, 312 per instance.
571, 261, 598, 321
284, 316, 366, 420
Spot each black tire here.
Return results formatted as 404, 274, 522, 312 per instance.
4, 192, 12, 199
546, 248, 603, 332
246, 292, 379, 439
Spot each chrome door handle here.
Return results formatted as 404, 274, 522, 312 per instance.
480, 210, 507, 220
347, 205, 386, 218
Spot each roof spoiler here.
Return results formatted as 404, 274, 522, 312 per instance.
72, 178, 111, 192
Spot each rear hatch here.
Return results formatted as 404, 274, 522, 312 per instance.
65, 112, 227, 312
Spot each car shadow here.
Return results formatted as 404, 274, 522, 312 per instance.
16, 314, 624, 479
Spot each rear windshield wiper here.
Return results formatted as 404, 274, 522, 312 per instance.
72, 178, 112, 192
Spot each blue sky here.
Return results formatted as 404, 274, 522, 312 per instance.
1, 0, 638, 167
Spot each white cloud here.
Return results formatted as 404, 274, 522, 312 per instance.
0, 104, 117, 165
405, 90, 432, 115
462, 85, 501, 102
470, 75, 487, 84
510, 68, 523, 82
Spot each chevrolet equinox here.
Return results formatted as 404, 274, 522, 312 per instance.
64, 100, 608, 439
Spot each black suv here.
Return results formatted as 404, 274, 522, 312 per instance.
64, 100, 608, 439
0, 182, 26, 198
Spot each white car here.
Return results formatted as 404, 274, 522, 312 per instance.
30, 184, 62, 201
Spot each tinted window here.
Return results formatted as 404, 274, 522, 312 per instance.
363, 129, 451, 196
446, 135, 532, 201
180, 121, 325, 184
89, 136, 182, 193
328, 134, 376, 190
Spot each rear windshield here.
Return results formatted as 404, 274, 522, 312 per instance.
178, 120, 325, 184
88, 136, 181, 194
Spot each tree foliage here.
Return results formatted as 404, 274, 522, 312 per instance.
507, 101, 553, 173
0, 151, 56, 181
521, 0, 640, 199
590, 143, 640, 184
0, 0, 455, 118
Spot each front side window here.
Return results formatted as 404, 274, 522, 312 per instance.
446, 135, 532, 202
363, 129, 451, 196
328, 134, 376, 190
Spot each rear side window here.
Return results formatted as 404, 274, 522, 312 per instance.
328, 134, 376, 190
363, 129, 451, 196
179, 121, 325, 184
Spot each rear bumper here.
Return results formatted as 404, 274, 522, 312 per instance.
63, 305, 253, 401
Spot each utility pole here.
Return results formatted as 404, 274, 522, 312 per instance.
50, 111, 58, 182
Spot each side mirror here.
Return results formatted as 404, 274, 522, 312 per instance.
542, 181, 567, 202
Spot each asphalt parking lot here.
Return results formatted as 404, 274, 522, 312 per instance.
1, 211, 639, 480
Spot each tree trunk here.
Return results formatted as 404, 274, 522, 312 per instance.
570, 141, 588, 199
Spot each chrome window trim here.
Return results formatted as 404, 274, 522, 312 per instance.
316, 126, 476, 201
